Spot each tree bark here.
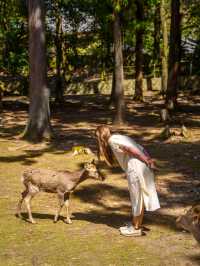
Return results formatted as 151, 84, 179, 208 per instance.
160, 0, 169, 95
109, 70, 115, 106
112, 11, 125, 125
133, 0, 144, 102
166, 0, 181, 110
54, 2, 64, 103
23, 0, 52, 142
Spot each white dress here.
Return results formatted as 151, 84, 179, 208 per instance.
108, 134, 160, 216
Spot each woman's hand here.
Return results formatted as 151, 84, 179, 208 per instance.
147, 159, 158, 170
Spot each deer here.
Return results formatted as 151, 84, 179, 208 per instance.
176, 205, 200, 243
16, 160, 104, 224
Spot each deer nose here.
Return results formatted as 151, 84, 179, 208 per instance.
98, 172, 105, 181
93, 171, 99, 178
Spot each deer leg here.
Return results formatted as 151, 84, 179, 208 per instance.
54, 192, 64, 223
23, 184, 39, 224
64, 193, 72, 224
16, 189, 28, 218
24, 193, 36, 224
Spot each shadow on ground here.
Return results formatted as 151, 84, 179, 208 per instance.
1, 94, 200, 244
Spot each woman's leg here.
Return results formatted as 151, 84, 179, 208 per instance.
127, 174, 144, 229
119, 178, 144, 236
132, 199, 144, 229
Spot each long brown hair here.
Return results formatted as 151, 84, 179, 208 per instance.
95, 125, 115, 166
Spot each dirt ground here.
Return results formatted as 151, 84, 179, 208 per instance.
0, 91, 200, 266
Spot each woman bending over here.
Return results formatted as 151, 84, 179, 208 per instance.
95, 125, 160, 237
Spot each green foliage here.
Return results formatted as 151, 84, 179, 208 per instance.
1, 0, 200, 96
0, 0, 28, 75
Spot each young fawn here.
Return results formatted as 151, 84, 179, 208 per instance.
16, 161, 104, 224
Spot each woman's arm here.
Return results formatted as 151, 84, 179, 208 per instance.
118, 144, 156, 169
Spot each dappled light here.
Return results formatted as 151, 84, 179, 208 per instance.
1, 92, 200, 265
1, 0, 200, 264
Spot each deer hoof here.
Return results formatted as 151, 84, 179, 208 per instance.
65, 218, 72, 224
29, 219, 37, 224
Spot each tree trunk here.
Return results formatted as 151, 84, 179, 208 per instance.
112, 11, 125, 125
109, 70, 115, 107
160, 0, 169, 95
133, 0, 144, 102
55, 10, 64, 103
152, 2, 161, 80
23, 0, 52, 142
166, 0, 181, 110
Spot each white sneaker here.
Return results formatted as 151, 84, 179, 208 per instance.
119, 224, 142, 237
119, 221, 132, 231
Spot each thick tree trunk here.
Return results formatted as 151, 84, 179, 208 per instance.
133, 0, 144, 102
55, 4, 64, 103
109, 70, 115, 106
160, 0, 169, 95
23, 0, 52, 142
166, 0, 181, 110
112, 11, 125, 125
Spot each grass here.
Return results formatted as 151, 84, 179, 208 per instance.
0, 93, 200, 265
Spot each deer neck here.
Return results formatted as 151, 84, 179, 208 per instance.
78, 169, 89, 183
72, 169, 88, 187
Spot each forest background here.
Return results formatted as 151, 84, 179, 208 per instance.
0, 1, 200, 265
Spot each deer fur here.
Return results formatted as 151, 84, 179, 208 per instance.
16, 161, 104, 224
176, 205, 200, 243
